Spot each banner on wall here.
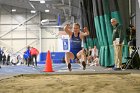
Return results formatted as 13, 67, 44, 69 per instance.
57, 35, 69, 52
63, 39, 68, 50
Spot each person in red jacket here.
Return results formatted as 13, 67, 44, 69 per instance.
30, 47, 39, 67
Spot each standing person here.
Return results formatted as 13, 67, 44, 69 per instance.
111, 18, 124, 70
0, 47, 3, 68
6, 54, 10, 65
30, 47, 39, 67
23, 51, 28, 65
0, 47, 3, 61
2, 53, 6, 65
64, 23, 89, 71
24, 46, 31, 66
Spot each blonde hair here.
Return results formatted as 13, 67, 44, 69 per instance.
74, 23, 80, 28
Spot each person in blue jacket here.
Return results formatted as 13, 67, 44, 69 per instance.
24, 46, 31, 66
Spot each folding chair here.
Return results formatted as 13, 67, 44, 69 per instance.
124, 47, 138, 69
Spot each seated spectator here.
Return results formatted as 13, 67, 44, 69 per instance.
76, 47, 87, 68
17, 54, 23, 65
86, 47, 92, 65
11, 54, 18, 66
87, 46, 99, 66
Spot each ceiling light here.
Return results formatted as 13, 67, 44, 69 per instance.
12, 9, 16, 12
40, 0, 45, 3
45, 9, 50, 12
31, 10, 36, 13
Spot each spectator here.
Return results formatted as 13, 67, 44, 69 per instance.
30, 47, 39, 67
24, 46, 31, 66
111, 18, 124, 70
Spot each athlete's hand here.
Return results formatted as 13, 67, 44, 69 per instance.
64, 24, 71, 31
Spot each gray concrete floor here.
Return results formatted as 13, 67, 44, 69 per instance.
0, 63, 140, 80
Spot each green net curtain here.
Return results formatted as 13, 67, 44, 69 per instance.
81, 0, 129, 67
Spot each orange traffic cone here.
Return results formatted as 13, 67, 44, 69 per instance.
43, 50, 54, 72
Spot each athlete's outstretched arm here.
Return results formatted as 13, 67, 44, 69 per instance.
64, 24, 73, 36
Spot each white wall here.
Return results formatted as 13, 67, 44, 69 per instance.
0, 4, 62, 54
41, 27, 59, 52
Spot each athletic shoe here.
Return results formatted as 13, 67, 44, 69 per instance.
113, 67, 121, 71
68, 63, 72, 71
82, 61, 86, 70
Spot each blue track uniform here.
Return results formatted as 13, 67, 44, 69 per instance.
70, 32, 82, 59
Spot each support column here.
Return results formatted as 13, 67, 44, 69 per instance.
39, 11, 42, 52
136, 0, 140, 54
